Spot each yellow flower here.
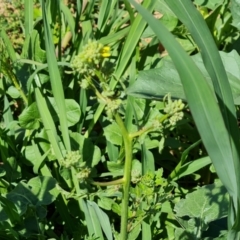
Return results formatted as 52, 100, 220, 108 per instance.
100, 46, 111, 58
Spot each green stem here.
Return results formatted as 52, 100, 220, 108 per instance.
129, 126, 155, 138
130, 113, 170, 138
115, 112, 133, 240
91, 178, 124, 186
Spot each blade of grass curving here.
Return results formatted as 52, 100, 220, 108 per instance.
165, 0, 240, 185
41, 0, 71, 151
170, 156, 211, 181
169, 139, 202, 180
99, 27, 130, 45
60, 1, 75, 40
24, 0, 33, 36
129, 0, 237, 198
165, 1, 240, 234
123, 0, 134, 23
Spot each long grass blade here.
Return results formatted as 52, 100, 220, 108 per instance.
24, 0, 33, 36
41, 0, 71, 151
128, 0, 237, 198
165, 0, 240, 190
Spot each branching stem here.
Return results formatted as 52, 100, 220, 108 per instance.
115, 112, 133, 240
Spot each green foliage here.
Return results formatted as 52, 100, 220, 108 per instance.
0, 0, 240, 239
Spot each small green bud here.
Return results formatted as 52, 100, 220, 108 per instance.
61, 151, 81, 168
76, 167, 91, 182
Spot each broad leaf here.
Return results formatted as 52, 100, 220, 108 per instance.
127, 51, 240, 104
7, 176, 57, 215
175, 181, 228, 223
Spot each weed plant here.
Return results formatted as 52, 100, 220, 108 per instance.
0, 0, 240, 239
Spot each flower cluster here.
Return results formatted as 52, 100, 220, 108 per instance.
164, 95, 185, 125
71, 40, 110, 76
131, 169, 142, 184
76, 167, 91, 182
61, 151, 81, 169
105, 99, 122, 120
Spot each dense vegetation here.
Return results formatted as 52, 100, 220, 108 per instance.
1, 0, 240, 239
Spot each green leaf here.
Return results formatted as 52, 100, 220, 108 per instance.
104, 122, 122, 146
174, 181, 229, 223
4, 157, 21, 182
156, 0, 178, 31
84, 200, 104, 240
128, 224, 141, 240
194, 0, 223, 9
87, 200, 113, 240
49, 98, 81, 127
97, 197, 114, 211
60, 2, 75, 40
7, 176, 57, 215
106, 161, 124, 177
70, 132, 101, 167
230, 0, 240, 30
106, 140, 119, 162
171, 156, 211, 181
42, 0, 71, 151
19, 102, 40, 129
6, 86, 20, 99
174, 227, 198, 240
21, 30, 46, 62
28, 176, 57, 205
0, 196, 21, 224
127, 51, 240, 105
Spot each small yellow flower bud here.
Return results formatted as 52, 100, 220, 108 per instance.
100, 46, 111, 58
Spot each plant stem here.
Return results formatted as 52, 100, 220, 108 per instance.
115, 112, 133, 240
91, 178, 124, 186
129, 113, 170, 138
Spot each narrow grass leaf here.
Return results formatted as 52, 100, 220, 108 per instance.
41, 0, 71, 151
60, 2, 75, 40
129, 0, 237, 197
0, 30, 17, 62
87, 200, 113, 240
169, 139, 202, 180
97, 0, 117, 32
85, 201, 104, 239
35, 88, 63, 161
99, 27, 130, 45
171, 157, 211, 181
165, 0, 240, 234
114, 0, 156, 81
165, 0, 240, 185
24, 0, 33, 36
